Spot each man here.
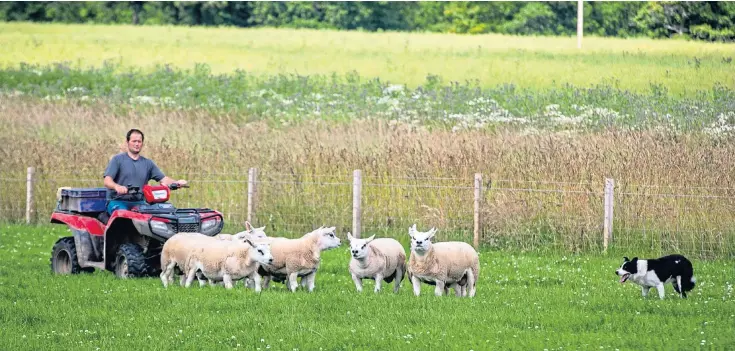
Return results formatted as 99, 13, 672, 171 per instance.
103, 128, 188, 215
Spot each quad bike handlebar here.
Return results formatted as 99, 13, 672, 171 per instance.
112, 182, 188, 202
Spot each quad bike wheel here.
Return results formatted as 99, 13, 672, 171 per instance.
114, 243, 149, 279
50, 237, 94, 274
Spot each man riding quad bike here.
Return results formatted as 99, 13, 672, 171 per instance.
49, 129, 224, 278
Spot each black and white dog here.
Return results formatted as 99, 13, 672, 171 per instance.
615, 254, 696, 299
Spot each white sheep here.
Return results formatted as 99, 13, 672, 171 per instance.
159, 232, 213, 288
183, 239, 273, 291
347, 232, 406, 293
406, 224, 480, 298
258, 226, 341, 292
215, 221, 268, 241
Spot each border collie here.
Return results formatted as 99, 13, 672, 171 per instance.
615, 254, 696, 299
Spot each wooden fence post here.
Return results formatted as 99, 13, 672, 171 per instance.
603, 178, 615, 251
473, 173, 482, 249
247, 167, 258, 224
352, 169, 362, 238
26, 167, 35, 224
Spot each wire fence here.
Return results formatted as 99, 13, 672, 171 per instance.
3, 168, 734, 259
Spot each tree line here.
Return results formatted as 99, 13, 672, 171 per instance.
2, 1, 734, 42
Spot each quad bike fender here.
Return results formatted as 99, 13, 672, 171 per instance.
103, 210, 153, 271
50, 212, 105, 268
51, 212, 105, 236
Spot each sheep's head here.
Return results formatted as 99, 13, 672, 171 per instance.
408, 223, 436, 254
244, 239, 274, 265
243, 221, 268, 239
347, 232, 375, 260
312, 226, 341, 250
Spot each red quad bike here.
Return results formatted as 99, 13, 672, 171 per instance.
49, 183, 224, 278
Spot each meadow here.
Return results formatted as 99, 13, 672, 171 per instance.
1, 22, 734, 96
0, 224, 733, 351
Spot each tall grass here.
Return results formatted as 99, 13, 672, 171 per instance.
1, 22, 734, 95
2, 100, 735, 257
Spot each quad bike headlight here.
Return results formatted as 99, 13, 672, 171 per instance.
200, 216, 223, 236
150, 219, 175, 237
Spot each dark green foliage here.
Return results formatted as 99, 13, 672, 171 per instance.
1, 1, 733, 41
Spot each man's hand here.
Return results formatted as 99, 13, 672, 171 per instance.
175, 179, 189, 188
114, 185, 128, 195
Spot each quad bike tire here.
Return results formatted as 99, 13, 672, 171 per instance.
50, 237, 95, 275
114, 243, 149, 279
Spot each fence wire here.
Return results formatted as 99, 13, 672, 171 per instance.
614, 183, 735, 259
2, 170, 734, 258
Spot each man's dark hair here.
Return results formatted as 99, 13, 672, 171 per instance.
126, 128, 144, 142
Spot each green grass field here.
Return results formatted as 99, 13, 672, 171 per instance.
0, 224, 733, 350
1, 22, 734, 96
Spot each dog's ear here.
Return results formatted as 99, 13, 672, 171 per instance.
632, 257, 638, 262
623, 256, 629, 262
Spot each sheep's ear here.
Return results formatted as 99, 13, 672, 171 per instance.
245, 221, 253, 231
257, 226, 266, 231
427, 227, 437, 239
347, 232, 354, 241
365, 234, 375, 243
409, 224, 417, 237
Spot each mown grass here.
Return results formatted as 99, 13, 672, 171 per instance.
1, 22, 734, 96
0, 224, 733, 350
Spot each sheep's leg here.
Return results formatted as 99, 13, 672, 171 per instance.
178, 271, 187, 287
195, 271, 207, 287
411, 276, 421, 296
223, 274, 234, 289
466, 269, 476, 298
304, 272, 317, 292
434, 280, 445, 297
184, 266, 198, 288
288, 272, 299, 292
374, 273, 383, 293
160, 261, 176, 288
351, 273, 363, 292
393, 267, 403, 294
251, 273, 262, 293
